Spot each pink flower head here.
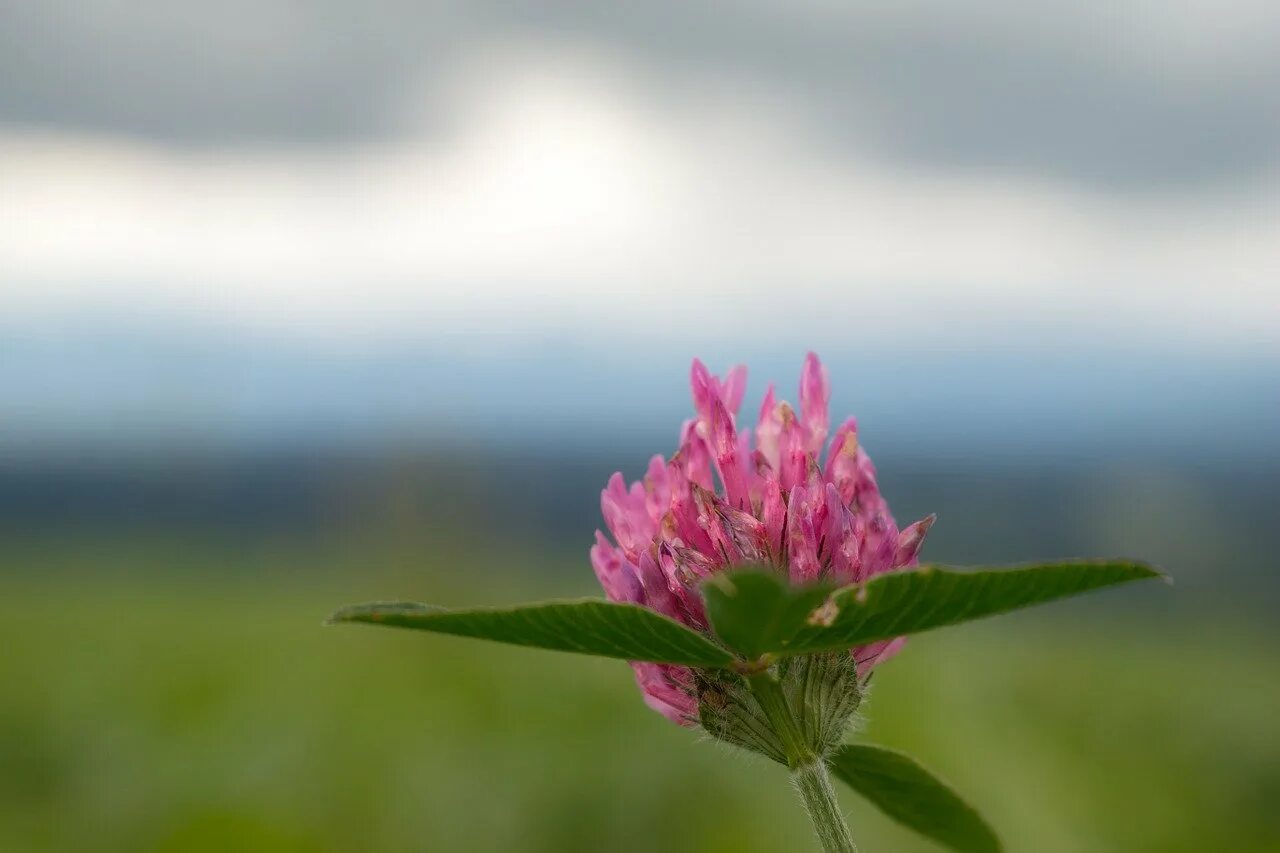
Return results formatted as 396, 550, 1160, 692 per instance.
592, 354, 934, 725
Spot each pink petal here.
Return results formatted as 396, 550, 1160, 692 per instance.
690, 484, 733, 564
830, 510, 863, 584
854, 637, 907, 678
721, 364, 748, 416
590, 531, 645, 603
894, 514, 937, 567
755, 383, 781, 471
786, 484, 822, 583
655, 540, 708, 627
825, 418, 860, 504
859, 510, 900, 581
777, 403, 809, 491
631, 663, 697, 725
690, 358, 716, 424
799, 352, 830, 457
818, 482, 848, 568
642, 455, 672, 526
673, 420, 716, 492
600, 472, 643, 561
717, 502, 768, 566
710, 397, 750, 511
665, 471, 717, 556
760, 476, 787, 561
635, 550, 685, 623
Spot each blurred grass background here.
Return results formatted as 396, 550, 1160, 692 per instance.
2, 520, 1277, 852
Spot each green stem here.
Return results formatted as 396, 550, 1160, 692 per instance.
746, 671, 856, 852
792, 760, 857, 853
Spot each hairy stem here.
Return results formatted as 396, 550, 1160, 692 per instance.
746, 671, 856, 851
792, 760, 857, 853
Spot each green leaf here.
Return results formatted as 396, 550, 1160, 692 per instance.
701, 569, 833, 659
779, 560, 1162, 657
327, 599, 735, 667
829, 744, 1000, 853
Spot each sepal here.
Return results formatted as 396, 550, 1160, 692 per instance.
779, 650, 862, 758
695, 669, 789, 765
696, 649, 862, 764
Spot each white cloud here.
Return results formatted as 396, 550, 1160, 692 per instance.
1, 41, 1276, 352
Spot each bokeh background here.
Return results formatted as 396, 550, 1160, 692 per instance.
2, 2, 1278, 851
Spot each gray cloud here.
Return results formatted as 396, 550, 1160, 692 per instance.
2, 0, 1278, 190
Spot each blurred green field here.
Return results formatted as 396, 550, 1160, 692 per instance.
2, 536, 1278, 852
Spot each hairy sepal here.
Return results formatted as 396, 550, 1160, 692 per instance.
696, 650, 861, 764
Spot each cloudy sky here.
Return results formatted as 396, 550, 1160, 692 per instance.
1, 1, 1276, 449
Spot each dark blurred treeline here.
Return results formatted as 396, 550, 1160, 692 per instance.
2, 446, 1274, 612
